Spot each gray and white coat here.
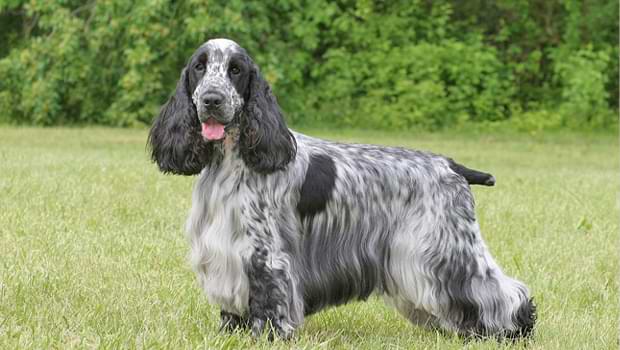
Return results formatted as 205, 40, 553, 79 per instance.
148, 38, 535, 340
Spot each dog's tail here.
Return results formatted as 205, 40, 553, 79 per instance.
447, 159, 496, 186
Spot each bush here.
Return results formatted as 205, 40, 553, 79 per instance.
510, 109, 564, 134
553, 46, 615, 128
306, 39, 514, 130
0, 0, 617, 130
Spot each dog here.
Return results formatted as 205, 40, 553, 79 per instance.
148, 38, 535, 340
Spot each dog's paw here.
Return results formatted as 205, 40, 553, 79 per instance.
219, 310, 248, 332
250, 317, 294, 341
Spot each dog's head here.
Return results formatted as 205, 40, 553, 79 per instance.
148, 38, 296, 175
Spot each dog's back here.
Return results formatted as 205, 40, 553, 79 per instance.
294, 133, 535, 337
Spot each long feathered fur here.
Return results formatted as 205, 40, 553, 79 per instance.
239, 62, 297, 173
148, 38, 535, 340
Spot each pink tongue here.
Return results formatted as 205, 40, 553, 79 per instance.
201, 119, 225, 140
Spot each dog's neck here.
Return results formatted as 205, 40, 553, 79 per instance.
222, 126, 240, 152
208, 126, 241, 167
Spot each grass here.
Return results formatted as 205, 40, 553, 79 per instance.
0, 126, 617, 349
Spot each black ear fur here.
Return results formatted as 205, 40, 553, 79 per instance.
148, 68, 212, 175
239, 64, 297, 174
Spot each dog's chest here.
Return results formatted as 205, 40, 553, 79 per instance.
186, 158, 251, 315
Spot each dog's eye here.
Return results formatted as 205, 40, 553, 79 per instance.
230, 66, 240, 75
194, 63, 205, 72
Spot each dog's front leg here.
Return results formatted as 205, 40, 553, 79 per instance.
219, 310, 248, 332
245, 244, 299, 340
240, 201, 303, 340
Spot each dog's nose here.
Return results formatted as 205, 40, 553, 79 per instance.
202, 92, 224, 109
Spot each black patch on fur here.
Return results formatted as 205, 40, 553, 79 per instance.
447, 158, 496, 186
228, 52, 251, 97
297, 154, 337, 221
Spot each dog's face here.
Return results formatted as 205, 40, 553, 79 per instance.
148, 38, 296, 175
188, 39, 250, 141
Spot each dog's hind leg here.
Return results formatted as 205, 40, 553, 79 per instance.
387, 179, 535, 338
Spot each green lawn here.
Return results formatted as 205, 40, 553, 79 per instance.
0, 127, 617, 349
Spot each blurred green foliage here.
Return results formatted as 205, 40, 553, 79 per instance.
0, 0, 617, 130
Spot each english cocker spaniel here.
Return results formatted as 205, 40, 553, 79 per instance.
148, 38, 535, 340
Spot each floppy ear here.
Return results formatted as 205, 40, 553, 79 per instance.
148, 68, 211, 175
239, 64, 297, 173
